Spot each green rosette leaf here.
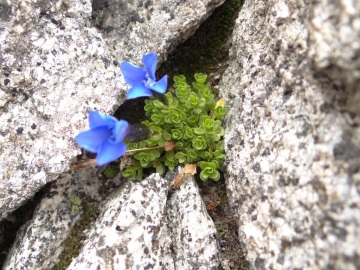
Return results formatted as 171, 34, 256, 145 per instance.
199, 151, 213, 160
214, 106, 227, 119
153, 99, 166, 109
176, 140, 185, 149
162, 130, 172, 141
122, 167, 137, 179
164, 92, 179, 108
186, 148, 198, 163
134, 152, 151, 167
141, 119, 151, 127
165, 150, 178, 170
134, 150, 160, 167
198, 160, 220, 181
103, 164, 119, 179
166, 149, 175, 160
136, 169, 143, 181
213, 149, 225, 161
192, 136, 207, 151
148, 150, 161, 160
165, 109, 184, 127
185, 93, 206, 114
148, 125, 162, 133
174, 78, 191, 103
173, 74, 187, 85
154, 162, 165, 175
165, 159, 178, 170
150, 132, 162, 141
216, 140, 225, 152
127, 140, 147, 151
197, 87, 215, 110
194, 116, 223, 142
151, 113, 164, 125
176, 140, 191, 149
171, 129, 183, 140
185, 93, 199, 109
203, 118, 216, 132
187, 115, 199, 127
144, 99, 155, 113
183, 126, 194, 140
200, 168, 220, 181
145, 138, 159, 147
194, 73, 207, 85
175, 152, 187, 163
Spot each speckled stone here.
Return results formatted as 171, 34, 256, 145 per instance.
0, 0, 225, 220
66, 169, 220, 269
91, 0, 226, 62
166, 169, 220, 269
68, 174, 173, 270
220, 0, 360, 269
4, 162, 222, 269
3, 168, 125, 270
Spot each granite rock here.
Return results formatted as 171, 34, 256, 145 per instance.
68, 173, 173, 270
3, 168, 220, 269
3, 168, 124, 270
220, 0, 360, 269
166, 169, 220, 269
0, 0, 225, 220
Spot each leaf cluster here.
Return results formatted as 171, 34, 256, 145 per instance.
122, 73, 226, 181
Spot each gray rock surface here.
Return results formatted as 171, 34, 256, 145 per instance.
68, 173, 174, 270
0, 0, 225, 220
166, 170, 220, 269
68, 170, 219, 270
4, 168, 124, 270
3, 167, 220, 269
220, 0, 360, 269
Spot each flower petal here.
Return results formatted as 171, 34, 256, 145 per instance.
96, 140, 127, 166
89, 111, 116, 129
142, 52, 157, 81
127, 81, 153, 99
121, 62, 146, 86
150, 75, 168, 94
113, 120, 129, 142
74, 126, 111, 153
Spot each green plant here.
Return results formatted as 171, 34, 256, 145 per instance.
69, 196, 82, 213
102, 163, 120, 179
121, 73, 226, 181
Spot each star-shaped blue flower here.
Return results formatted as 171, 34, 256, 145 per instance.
74, 111, 129, 166
121, 52, 168, 99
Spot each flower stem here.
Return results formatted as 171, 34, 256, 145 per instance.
125, 145, 164, 153
125, 140, 176, 153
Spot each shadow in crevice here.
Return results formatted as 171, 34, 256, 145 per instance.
0, 182, 52, 268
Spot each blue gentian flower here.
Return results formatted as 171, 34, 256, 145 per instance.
121, 52, 168, 99
75, 111, 129, 166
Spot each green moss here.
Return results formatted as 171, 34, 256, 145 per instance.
102, 163, 120, 179
69, 196, 82, 213
217, 225, 226, 238
53, 203, 99, 270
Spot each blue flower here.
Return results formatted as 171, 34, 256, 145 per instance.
121, 52, 168, 99
74, 111, 129, 166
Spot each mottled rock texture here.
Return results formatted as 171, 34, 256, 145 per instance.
67, 170, 219, 270
220, 0, 360, 269
0, 0, 224, 220
166, 170, 220, 269
68, 174, 174, 270
4, 168, 124, 270
3, 167, 220, 269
